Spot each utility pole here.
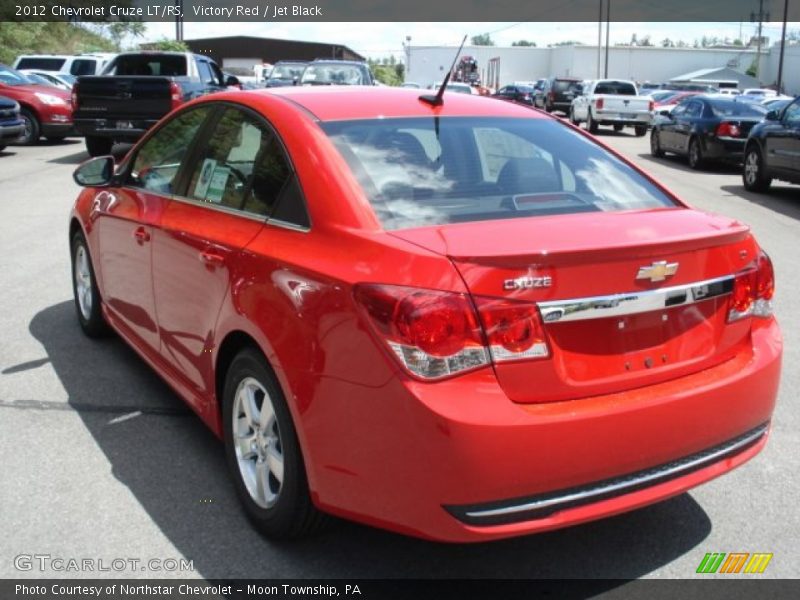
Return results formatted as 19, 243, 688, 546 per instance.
777, 0, 788, 92
604, 0, 610, 78
750, 0, 769, 80
175, 0, 184, 42
597, 0, 603, 78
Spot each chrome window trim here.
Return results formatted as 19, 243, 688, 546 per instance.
538, 274, 734, 323
460, 423, 768, 522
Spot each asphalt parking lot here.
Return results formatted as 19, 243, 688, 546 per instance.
0, 131, 798, 583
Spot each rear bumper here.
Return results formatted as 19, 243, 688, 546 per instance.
703, 137, 746, 161
594, 110, 651, 126
74, 118, 159, 140
40, 122, 78, 138
307, 319, 782, 542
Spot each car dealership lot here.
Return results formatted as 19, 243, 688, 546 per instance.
0, 134, 797, 580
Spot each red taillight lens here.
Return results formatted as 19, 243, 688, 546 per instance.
354, 284, 488, 379
71, 83, 78, 110
549, 91, 555, 102
728, 251, 775, 322
648, 99, 654, 111
474, 297, 550, 361
595, 97, 604, 110
716, 122, 740, 137
169, 81, 183, 110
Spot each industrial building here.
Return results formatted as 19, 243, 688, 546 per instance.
406, 43, 800, 93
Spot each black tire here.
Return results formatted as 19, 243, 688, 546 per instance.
0, 144, 6, 152
70, 230, 110, 338
569, 107, 578, 125
634, 125, 647, 137
587, 111, 599, 134
223, 348, 326, 539
650, 129, 665, 157
85, 136, 113, 157
742, 145, 772, 192
18, 108, 40, 145
687, 137, 704, 170
613, 124, 624, 132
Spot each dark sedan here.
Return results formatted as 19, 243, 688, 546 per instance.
650, 96, 767, 169
0, 95, 24, 151
742, 97, 800, 192
492, 84, 536, 106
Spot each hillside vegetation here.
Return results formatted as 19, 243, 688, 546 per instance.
0, 23, 116, 65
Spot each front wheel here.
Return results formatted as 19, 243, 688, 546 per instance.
650, 129, 665, 157
18, 108, 40, 145
634, 125, 647, 137
71, 231, 109, 337
587, 111, 599, 134
569, 107, 579, 125
743, 146, 772, 192
223, 348, 326, 539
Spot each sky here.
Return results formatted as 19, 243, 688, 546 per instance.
139, 21, 800, 60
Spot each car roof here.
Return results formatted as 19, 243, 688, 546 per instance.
252, 86, 547, 121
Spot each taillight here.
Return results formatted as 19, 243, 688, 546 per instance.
648, 99, 654, 111
354, 284, 550, 380
595, 97, 604, 109
169, 81, 183, 110
716, 122, 741, 137
474, 297, 550, 362
549, 91, 555, 102
71, 83, 78, 110
728, 251, 775, 322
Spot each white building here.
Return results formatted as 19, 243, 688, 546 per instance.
406, 43, 797, 93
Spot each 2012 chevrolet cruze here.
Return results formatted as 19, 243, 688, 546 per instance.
69, 86, 782, 542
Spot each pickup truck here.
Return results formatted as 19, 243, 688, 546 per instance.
73, 52, 238, 156
569, 79, 652, 136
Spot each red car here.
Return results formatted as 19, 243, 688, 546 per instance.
69, 86, 781, 542
0, 64, 75, 144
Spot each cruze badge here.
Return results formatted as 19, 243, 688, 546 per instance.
503, 275, 553, 290
636, 261, 678, 282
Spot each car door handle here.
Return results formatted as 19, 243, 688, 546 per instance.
133, 227, 150, 244
199, 249, 225, 267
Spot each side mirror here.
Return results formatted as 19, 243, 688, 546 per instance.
658, 109, 672, 117
766, 109, 779, 121
74, 156, 114, 187
224, 75, 240, 88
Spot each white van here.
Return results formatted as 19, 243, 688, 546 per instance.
12, 54, 116, 76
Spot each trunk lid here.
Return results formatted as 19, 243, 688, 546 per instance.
391, 208, 758, 403
75, 76, 173, 120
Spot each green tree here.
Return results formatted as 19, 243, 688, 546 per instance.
511, 40, 537, 47
660, 38, 675, 47
142, 39, 190, 52
470, 34, 495, 46
0, 22, 115, 65
104, 22, 146, 50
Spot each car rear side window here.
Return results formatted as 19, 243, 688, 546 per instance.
594, 81, 637, 95
129, 106, 212, 195
70, 59, 96, 76
322, 117, 676, 230
784, 101, 800, 128
16, 58, 65, 71
709, 100, 767, 118
185, 108, 296, 220
106, 55, 187, 77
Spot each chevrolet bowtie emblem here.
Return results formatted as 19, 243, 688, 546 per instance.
636, 261, 678, 282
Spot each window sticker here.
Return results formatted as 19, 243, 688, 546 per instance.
194, 158, 217, 199
206, 166, 231, 204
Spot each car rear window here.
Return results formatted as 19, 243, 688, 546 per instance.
70, 59, 96, 76
301, 64, 367, 85
321, 117, 676, 230
104, 55, 187, 77
709, 100, 767, 118
16, 57, 66, 71
594, 81, 637, 95
553, 80, 579, 92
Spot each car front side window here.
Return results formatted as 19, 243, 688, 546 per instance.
783, 101, 800, 129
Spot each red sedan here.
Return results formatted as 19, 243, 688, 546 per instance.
69, 86, 781, 542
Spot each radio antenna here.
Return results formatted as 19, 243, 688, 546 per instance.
419, 35, 468, 106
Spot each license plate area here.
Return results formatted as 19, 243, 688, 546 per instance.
115, 120, 134, 130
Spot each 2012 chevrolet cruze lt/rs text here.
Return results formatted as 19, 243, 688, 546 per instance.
69, 87, 782, 542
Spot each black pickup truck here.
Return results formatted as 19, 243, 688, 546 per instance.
73, 52, 238, 156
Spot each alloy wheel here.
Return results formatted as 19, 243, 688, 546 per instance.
744, 151, 759, 186
74, 245, 93, 320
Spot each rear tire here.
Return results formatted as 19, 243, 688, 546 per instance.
743, 145, 772, 192
569, 107, 579, 125
687, 137, 704, 170
587, 111, 599, 134
70, 230, 110, 338
613, 124, 624, 132
634, 125, 647, 137
223, 348, 327, 539
18, 108, 40, 145
85, 136, 113, 157
650, 129, 665, 157
0, 144, 6, 152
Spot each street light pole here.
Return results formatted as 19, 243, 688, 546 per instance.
597, 0, 603, 78
604, 0, 610, 78
777, 0, 788, 92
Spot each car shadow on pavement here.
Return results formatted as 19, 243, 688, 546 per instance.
720, 184, 800, 222
47, 144, 131, 165
26, 300, 713, 582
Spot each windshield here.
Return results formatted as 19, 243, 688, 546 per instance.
270, 63, 305, 80
103, 54, 187, 76
0, 66, 34, 86
709, 100, 767, 118
301, 64, 367, 85
322, 117, 676, 230
594, 81, 637, 95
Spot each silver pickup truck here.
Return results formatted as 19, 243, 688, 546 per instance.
569, 79, 652, 136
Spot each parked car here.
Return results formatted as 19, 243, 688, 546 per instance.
300, 60, 375, 86
430, 81, 474, 95
0, 95, 24, 152
73, 52, 238, 156
400, 82, 421, 89
742, 88, 777, 98
570, 79, 651, 135
718, 88, 741, 96
0, 64, 74, 144
742, 97, 800, 191
651, 95, 767, 169
651, 91, 701, 115
492, 84, 536, 106
264, 61, 308, 88
20, 69, 76, 91
13, 53, 115, 76
69, 86, 781, 542
638, 82, 662, 94
535, 76, 582, 113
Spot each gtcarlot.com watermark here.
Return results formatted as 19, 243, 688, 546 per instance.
14, 554, 194, 573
